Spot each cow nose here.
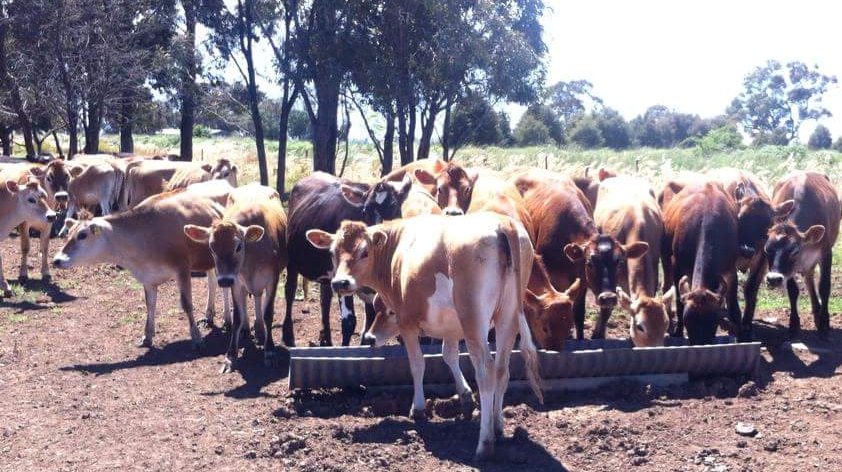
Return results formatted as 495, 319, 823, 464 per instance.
217, 276, 235, 288
444, 207, 464, 216
738, 244, 756, 259
332, 279, 351, 292
55, 192, 69, 203
766, 272, 784, 288
46, 211, 57, 222
362, 332, 376, 346
597, 291, 618, 307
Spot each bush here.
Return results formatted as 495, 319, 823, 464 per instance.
833, 137, 842, 152
752, 128, 789, 146
514, 114, 552, 146
288, 109, 312, 140
567, 116, 604, 149
193, 125, 212, 138
689, 125, 744, 155
593, 108, 631, 150
808, 125, 833, 150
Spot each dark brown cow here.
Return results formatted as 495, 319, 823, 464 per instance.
764, 171, 840, 338
707, 168, 794, 341
285, 172, 411, 346
506, 168, 646, 340
662, 182, 741, 345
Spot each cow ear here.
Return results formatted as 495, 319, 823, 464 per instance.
734, 182, 746, 201
598, 167, 610, 182
661, 286, 676, 314
774, 199, 795, 222
5, 180, 19, 193
184, 224, 211, 243
70, 166, 84, 177
244, 225, 265, 242
306, 229, 334, 249
28, 166, 45, 177
678, 276, 691, 297
340, 185, 366, 207
413, 169, 436, 187
623, 241, 649, 259
201, 163, 213, 173
371, 229, 388, 248
394, 174, 412, 200
524, 289, 542, 312
616, 287, 634, 313
565, 278, 582, 300
230, 165, 238, 173
802, 225, 826, 245
564, 244, 584, 262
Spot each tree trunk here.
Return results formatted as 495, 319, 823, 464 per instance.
311, 75, 340, 174
0, 126, 11, 156
83, 101, 102, 154
52, 130, 64, 158
381, 113, 394, 176
178, 0, 198, 162
119, 98, 134, 154
442, 97, 452, 161
397, 103, 410, 166
67, 110, 79, 157
417, 103, 439, 160
408, 105, 416, 161
245, 52, 268, 185
277, 105, 291, 196
0, 22, 35, 158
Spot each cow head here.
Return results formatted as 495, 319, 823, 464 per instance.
183, 221, 265, 288
678, 275, 727, 345
524, 279, 581, 351
211, 158, 238, 187
414, 163, 474, 216
29, 159, 72, 207
5, 178, 56, 226
364, 294, 399, 347
733, 185, 794, 260
564, 235, 648, 310
52, 216, 112, 269
306, 221, 387, 296
764, 222, 825, 288
340, 175, 411, 225
617, 287, 675, 347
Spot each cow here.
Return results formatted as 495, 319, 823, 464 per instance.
662, 181, 741, 345
382, 158, 448, 184
307, 214, 543, 462
706, 168, 794, 341
572, 167, 615, 211
65, 158, 126, 218
166, 158, 238, 191
0, 177, 57, 297
122, 158, 236, 210
764, 171, 840, 338
52, 189, 225, 349
596, 176, 674, 347
184, 183, 287, 371
285, 171, 411, 347
505, 168, 646, 340
657, 171, 706, 211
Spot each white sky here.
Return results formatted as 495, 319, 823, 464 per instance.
212, 0, 842, 142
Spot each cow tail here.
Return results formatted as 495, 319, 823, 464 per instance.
499, 221, 544, 404
113, 166, 126, 212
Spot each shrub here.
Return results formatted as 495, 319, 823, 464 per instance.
808, 125, 832, 150
567, 116, 604, 149
514, 114, 552, 146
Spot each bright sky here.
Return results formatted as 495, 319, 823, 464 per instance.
538, 0, 842, 140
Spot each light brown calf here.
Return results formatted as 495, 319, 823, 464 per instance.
122, 159, 236, 210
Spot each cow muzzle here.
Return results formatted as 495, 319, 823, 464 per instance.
46, 211, 57, 223
765, 272, 785, 288
331, 277, 357, 295
52, 253, 71, 269
597, 291, 618, 308
55, 191, 69, 203
217, 275, 236, 288
443, 207, 464, 216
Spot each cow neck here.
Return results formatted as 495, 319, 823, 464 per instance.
692, 211, 715, 291
367, 224, 402, 308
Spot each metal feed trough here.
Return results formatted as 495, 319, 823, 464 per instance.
288, 337, 761, 393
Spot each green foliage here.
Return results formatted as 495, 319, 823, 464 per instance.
592, 108, 630, 150
523, 104, 564, 145
808, 125, 833, 149
567, 115, 604, 149
446, 94, 505, 148
287, 109, 311, 141
687, 125, 744, 155
514, 114, 552, 146
752, 127, 790, 146
544, 80, 602, 124
193, 124, 212, 137
630, 105, 713, 148
833, 137, 842, 152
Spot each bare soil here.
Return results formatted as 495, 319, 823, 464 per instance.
1, 237, 841, 471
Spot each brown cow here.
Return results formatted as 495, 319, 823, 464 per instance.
122, 159, 236, 210
65, 158, 126, 217
307, 214, 542, 461
505, 168, 646, 340
764, 171, 840, 338
662, 182, 741, 345
53, 189, 225, 349
382, 158, 448, 184
706, 168, 794, 341
573, 166, 616, 211
0, 177, 57, 296
185, 183, 287, 371
167, 158, 238, 190
596, 176, 674, 347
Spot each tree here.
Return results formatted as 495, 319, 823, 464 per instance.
522, 104, 563, 145
593, 108, 630, 150
752, 127, 789, 146
445, 93, 503, 149
287, 109, 311, 140
568, 115, 604, 149
833, 137, 842, 152
728, 60, 837, 144
808, 125, 832, 149
514, 113, 551, 146
630, 105, 708, 148
544, 79, 602, 127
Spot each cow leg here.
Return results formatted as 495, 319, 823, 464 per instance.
573, 288, 586, 340
253, 291, 265, 344
741, 255, 766, 342
339, 294, 357, 346
442, 338, 473, 419
492, 309, 519, 440
591, 307, 612, 339
282, 267, 298, 347
203, 269, 218, 327
726, 270, 742, 340
176, 271, 203, 350
263, 274, 281, 366
38, 228, 51, 281
18, 223, 30, 282
672, 269, 684, 338
786, 278, 801, 338
357, 288, 376, 345
0, 245, 11, 297
319, 281, 333, 346
222, 283, 248, 373
138, 284, 158, 348
466, 336, 497, 462
99, 199, 110, 216
804, 269, 820, 330
818, 253, 833, 338
404, 331, 428, 421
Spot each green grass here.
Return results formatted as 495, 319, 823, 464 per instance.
6, 313, 29, 324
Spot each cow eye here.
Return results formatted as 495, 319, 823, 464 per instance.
360, 248, 369, 259
635, 323, 645, 332
27, 197, 36, 204
77, 232, 87, 241
235, 242, 243, 253
46, 175, 53, 183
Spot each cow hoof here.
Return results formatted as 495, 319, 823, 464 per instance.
409, 407, 428, 423
319, 334, 332, 347
264, 350, 280, 367
458, 392, 475, 420
473, 441, 494, 462
282, 335, 295, 348
18, 275, 28, 283
220, 358, 235, 374
136, 336, 152, 348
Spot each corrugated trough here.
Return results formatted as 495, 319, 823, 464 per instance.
288, 337, 761, 392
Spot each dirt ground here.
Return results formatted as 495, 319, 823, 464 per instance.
1, 237, 841, 472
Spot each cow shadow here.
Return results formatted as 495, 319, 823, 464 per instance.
751, 320, 842, 384
0, 277, 77, 311
350, 418, 568, 471
201, 343, 290, 400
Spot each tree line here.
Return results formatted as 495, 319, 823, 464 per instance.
1, 1, 839, 195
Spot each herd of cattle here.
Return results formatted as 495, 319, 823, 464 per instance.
1, 153, 839, 460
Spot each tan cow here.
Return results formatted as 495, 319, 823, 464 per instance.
184, 184, 288, 371
122, 159, 236, 210
166, 158, 238, 191
65, 158, 125, 217
0, 177, 57, 296
52, 189, 225, 349
307, 213, 542, 461
596, 176, 675, 347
